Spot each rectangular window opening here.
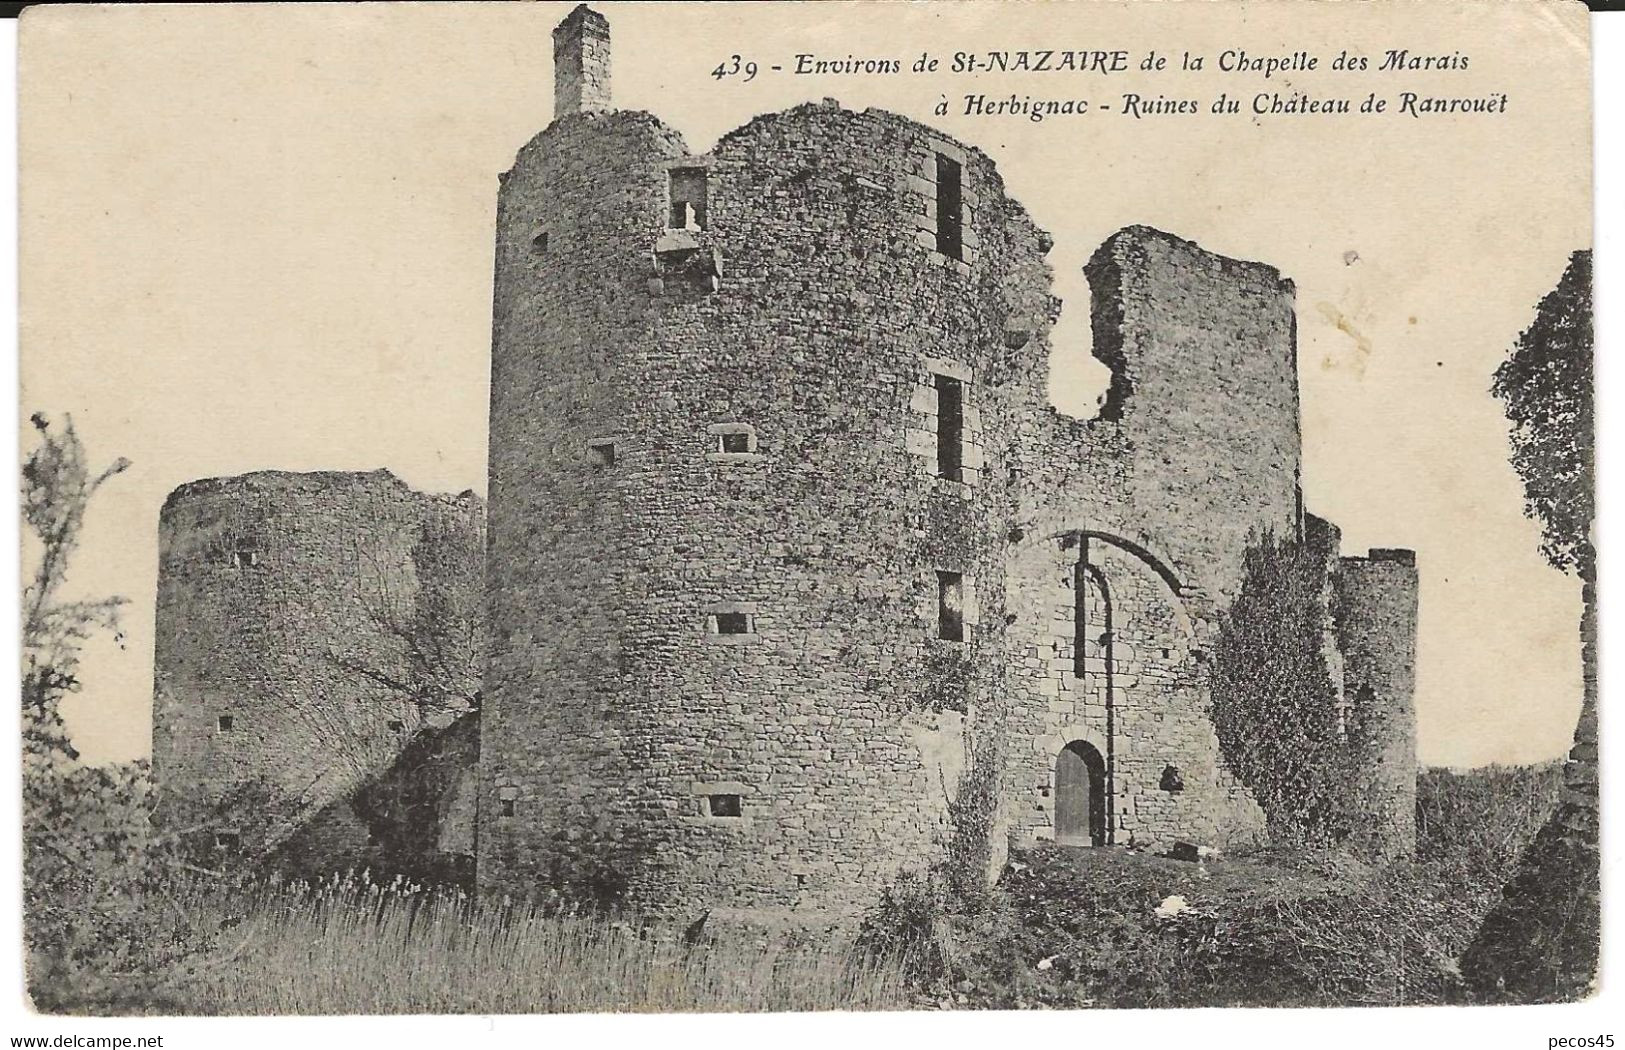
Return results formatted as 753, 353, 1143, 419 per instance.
714, 611, 752, 636
499, 798, 516, 818
669, 169, 708, 230
588, 441, 616, 468
214, 831, 241, 850
935, 374, 964, 482
706, 793, 742, 818
720, 431, 751, 454
937, 570, 965, 642
935, 153, 963, 260
231, 549, 258, 569
387, 719, 404, 732
532, 230, 549, 254
217, 714, 234, 732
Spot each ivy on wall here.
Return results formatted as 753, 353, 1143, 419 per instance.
1210, 531, 1356, 847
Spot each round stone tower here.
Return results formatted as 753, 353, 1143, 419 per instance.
152, 469, 482, 854
480, 5, 1065, 921
1332, 549, 1420, 858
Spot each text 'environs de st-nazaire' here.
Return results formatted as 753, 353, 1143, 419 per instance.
762, 48, 1506, 122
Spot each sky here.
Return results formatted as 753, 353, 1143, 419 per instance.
19, 1, 1590, 769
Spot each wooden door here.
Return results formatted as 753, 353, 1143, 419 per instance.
1055, 741, 1106, 846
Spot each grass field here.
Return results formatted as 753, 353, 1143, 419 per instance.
142, 876, 910, 1015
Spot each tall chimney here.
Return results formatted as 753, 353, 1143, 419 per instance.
553, 5, 611, 117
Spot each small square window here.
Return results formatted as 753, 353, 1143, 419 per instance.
706, 794, 742, 818
588, 441, 616, 468
707, 424, 760, 462
532, 230, 549, 254
500, 798, 516, 818
231, 549, 258, 569
387, 719, 404, 732
214, 831, 241, 850
715, 611, 751, 635
217, 715, 234, 732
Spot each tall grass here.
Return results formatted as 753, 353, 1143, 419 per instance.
164, 875, 909, 1015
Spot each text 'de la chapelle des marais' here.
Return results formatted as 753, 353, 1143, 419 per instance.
713, 46, 1509, 124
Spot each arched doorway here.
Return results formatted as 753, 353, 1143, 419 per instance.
1055, 740, 1107, 846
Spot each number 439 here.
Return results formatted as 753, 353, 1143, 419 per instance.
713, 55, 759, 82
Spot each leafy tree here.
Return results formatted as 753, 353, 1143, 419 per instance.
21, 412, 129, 764
1461, 250, 1597, 1002
20, 414, 224, 1011
1490, 251, 1594, 576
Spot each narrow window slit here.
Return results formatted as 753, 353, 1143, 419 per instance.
935, 374, 963, 481
935, 154, 963, 260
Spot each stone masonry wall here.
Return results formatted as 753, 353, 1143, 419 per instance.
552, 5, 610, 117
481, 97, 1069, 922
1002, 532, 1265, 852
152, 469, 483, 856
1082, 227, 1302, 604
1332, 550, 1419, 858
477, 5, 1415, 922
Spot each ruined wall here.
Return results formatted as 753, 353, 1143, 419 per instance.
1332, 549, 1419, 858
1082, 227, 1302, 603
151, 469, 483, 856
279, 711, 480, 886
552, 5, 611, 117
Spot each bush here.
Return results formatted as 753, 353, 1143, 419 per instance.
943, 845, 1476, 1008
1415, 764, 1560, 911
24, 761, 228, 1013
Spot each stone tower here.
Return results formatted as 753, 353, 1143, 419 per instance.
478, 6, 1420, 922
1333, 549, 1420, 858
151, 469, 483, 855
481, 8, 1066, 921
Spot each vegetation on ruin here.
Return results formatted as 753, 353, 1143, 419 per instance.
1489, 250, 1593, 576
1208, 530, 1355, 846
35, 765, 1556, 1015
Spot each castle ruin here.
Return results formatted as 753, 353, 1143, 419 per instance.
474, 6, 1417, 923
151, 469, 483, 866
151, 5, 1418, 925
